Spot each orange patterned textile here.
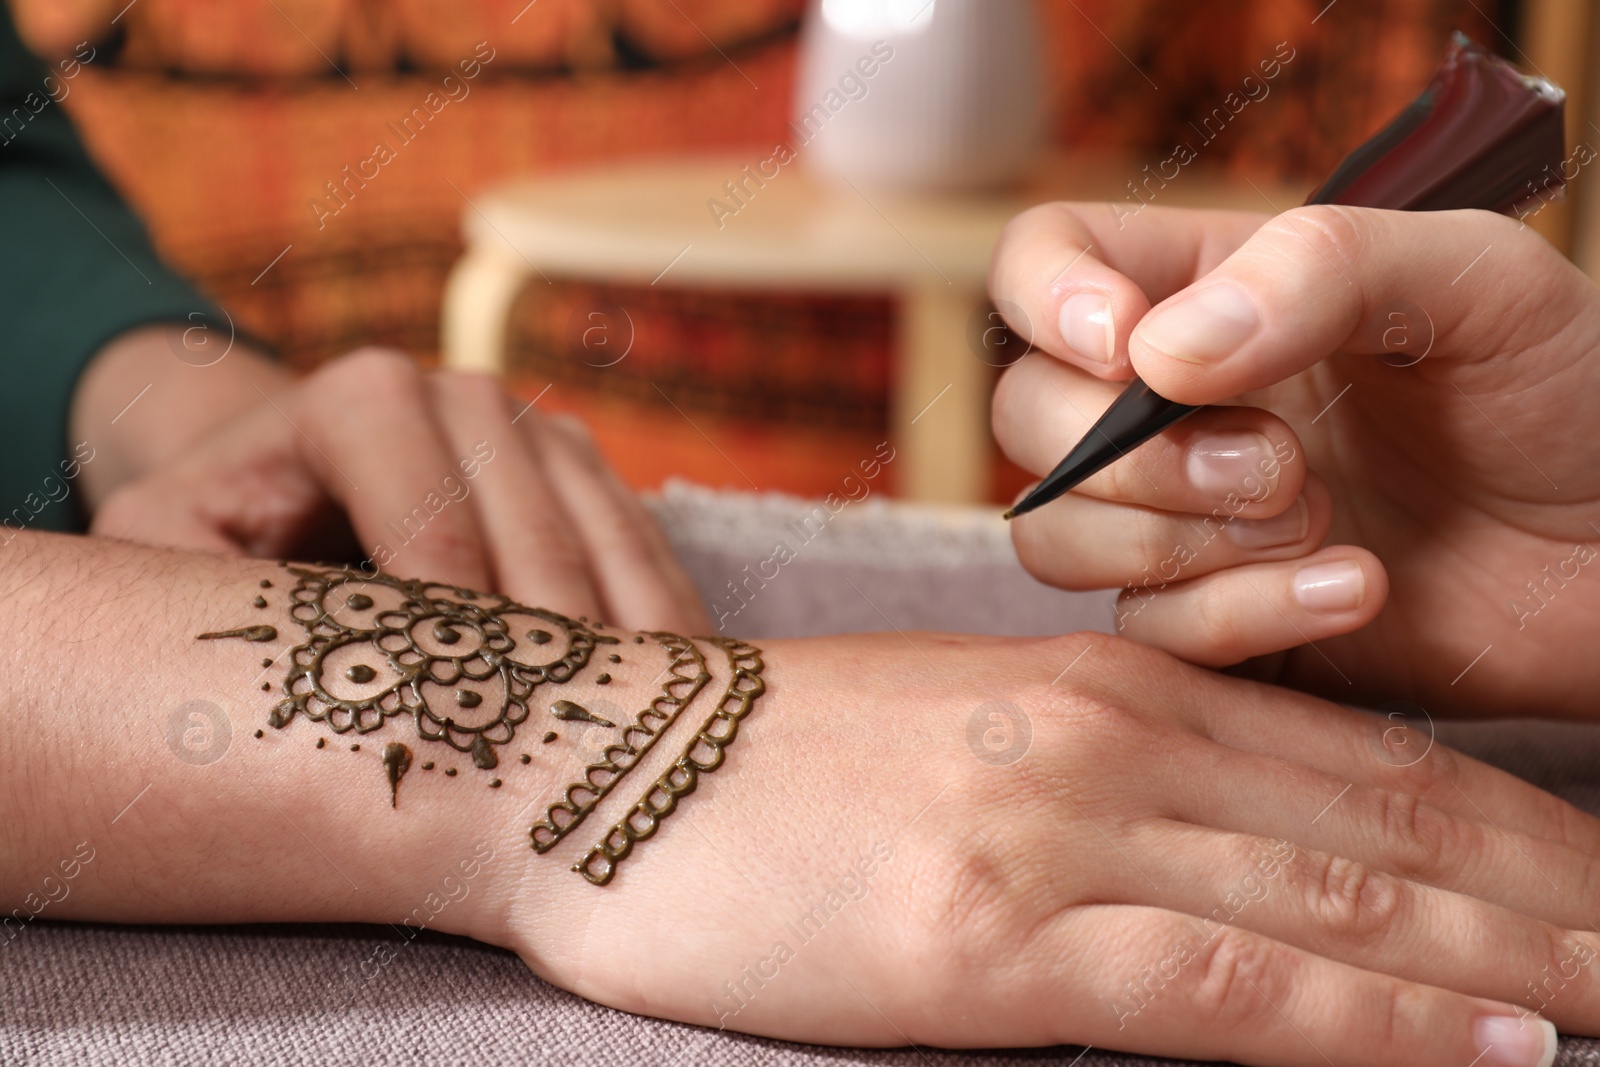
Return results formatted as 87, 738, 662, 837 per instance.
25, 0, 1499, 500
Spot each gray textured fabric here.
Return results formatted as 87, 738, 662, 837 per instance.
5, 487, 1599, 1066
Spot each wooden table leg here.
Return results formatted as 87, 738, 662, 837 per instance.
894, 284, 991, 503
441, 243, 535, 373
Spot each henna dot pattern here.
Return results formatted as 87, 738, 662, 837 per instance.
253, 596, 268, 609
199, 565, 619, 799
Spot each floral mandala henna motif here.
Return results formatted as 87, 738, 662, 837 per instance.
203, 565, 617, 776
202, 567, 770, 888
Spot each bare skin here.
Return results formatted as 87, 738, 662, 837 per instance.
0, 530, 1591, 1067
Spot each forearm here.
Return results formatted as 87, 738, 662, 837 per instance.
69, 327, 292, 510
0, 528, 801, 953
0, 531, 504, 940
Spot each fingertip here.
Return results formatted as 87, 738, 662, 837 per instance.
1290, 547, 1387, 626
1127, 333, 1224, 405
1055, 289, 1116, 366
1117, 547, 1388, 667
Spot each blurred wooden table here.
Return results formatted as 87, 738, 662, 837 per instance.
441, 156, 1300, 502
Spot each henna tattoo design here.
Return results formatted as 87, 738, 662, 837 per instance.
202, 567, 769, 888
574, 638, 766, 886
529, 634, 710, 853
199, 565, 621, 801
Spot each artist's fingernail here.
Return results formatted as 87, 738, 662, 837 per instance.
1187, 432, 1274, 499
1473, 1014, 1557, 1067
1292, 559, 1365, 613
1137, 282, 1259, 365
1058, 293, 1114, 363
1226, 497, 1307, 549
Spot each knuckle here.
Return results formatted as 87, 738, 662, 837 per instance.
994, 203, 1056, 266
1129, 509, 1188, 579
897, 830, 1063, 995
323, 347, 422, 403
336, 345, 416, 379
589, 522, 656, 570
1373, 789, 1459, 880
1384, 737, 1460, 799
1535, 925, 1594, 1003
1009, 518, 1077, 588
520, 521, 590, 571
1299, 852, 1401, 943
1103, 452, 1157, 505
906, 836, 1015, 944
1186, 581, 1246, 658
1185, 926, 1291, 1029
410, 520, 484, 568
1046, 630, 1157, 698
1266, 205, 1368, 280
1374, 978, 1418, 1051
1549, 794, 1598, 854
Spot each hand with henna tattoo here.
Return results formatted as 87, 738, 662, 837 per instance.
3, 530, 1597, 1067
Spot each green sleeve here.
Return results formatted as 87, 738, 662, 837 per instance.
0, 12, 230, 533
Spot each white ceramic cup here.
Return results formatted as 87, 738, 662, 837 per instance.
791, 0, 1046, 192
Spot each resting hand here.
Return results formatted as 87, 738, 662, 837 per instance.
990, 203, 1600, 716
85, 344, 707, 632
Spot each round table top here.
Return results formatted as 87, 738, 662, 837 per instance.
463, 157, 1025, 291
462, 156, 1303, 292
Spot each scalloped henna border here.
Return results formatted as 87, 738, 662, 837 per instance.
573, 638, 766, 886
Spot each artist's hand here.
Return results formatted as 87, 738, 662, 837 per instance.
989, 203, 1600, 716
86, 345, 707, 632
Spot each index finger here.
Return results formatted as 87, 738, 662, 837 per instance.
987, 202, 1268, 378
1126, 205, 1590, 405
291, 349, 494, 591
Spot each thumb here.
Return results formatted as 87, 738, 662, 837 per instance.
1127, 205, 1591, 403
